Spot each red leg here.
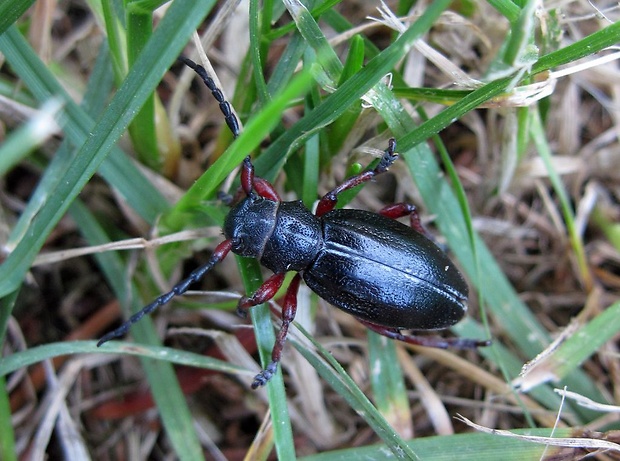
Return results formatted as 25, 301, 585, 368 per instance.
379, 203, 427, 236
253, 177, 280, 201
237, 272, 287, 316
316, 138, 398, 217
240, 156, 280, 201
359, 319, 491, 349
252, 273, 302, 388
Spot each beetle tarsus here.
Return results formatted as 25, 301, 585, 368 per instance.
359, 319, 490, 350
252, 361, 278, 388
376, 138, 398, 173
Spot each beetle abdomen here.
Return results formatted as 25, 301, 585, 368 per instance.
303, 209, 468, 330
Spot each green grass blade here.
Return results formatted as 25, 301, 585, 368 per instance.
298, 429, 577, 461
517, 300, 620, 390
126, 5, 159, 168
236, 257, 296, 460
530, 108, 590, 287
0, 340, 248, 377
367, 333, 411, 439
503, 0, 538, 67
0, 0, 36, 36
0, 290, 18, 461
398, 77, 513, 150
284, 0, 343, 85
532, 20, 620, 74
486, 0, 520, 22
0, 99, 63, 176
100, 0, 128, 79
249, 0, 270, 104
0, 377, 16, 461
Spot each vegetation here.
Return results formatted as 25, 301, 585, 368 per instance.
1, 0, 619, 459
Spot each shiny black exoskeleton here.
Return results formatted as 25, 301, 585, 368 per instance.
226, 196, 467, 331
98, 57, 489, 388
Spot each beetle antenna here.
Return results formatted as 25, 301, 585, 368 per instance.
178, 56, 240, 139
97, 240, 233, 346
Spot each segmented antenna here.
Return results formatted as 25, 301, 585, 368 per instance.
177, 56, 240, 138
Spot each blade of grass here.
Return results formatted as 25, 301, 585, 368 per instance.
367, 332, 412, 438
249, 0, 270, 105
0, 289, 18, 461
486, 1, 520, 23
517, 300, 620, 390
301, 104, 320, 207
532, 20, 620, 75
0, 377, 16, 461
0, 0, 36, 36
100, 0, 128, 79
546, 300, 620, 382
503, 0, 538, 68
328, 34, 364, 153
0, 340, 249, 377
283, 0, 343, 85
236, 257, 296, 460
266, 31, 307, 96
530, 107, 591, 288
126, 2, 158, 168
298, 428, 577, 461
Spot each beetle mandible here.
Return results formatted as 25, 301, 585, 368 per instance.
98, 57, 489, 388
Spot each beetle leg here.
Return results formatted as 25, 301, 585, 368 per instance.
253, 177, 281, 201
251, 273, 302, 388
316, 138, 398, 217
358, 319, 491, 349
97, 239, 234, 346
236, 272, 287, 317
239, 156, 281, 201
379, 203, 428, 236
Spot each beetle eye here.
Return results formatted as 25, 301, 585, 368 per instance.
231, 237, 244, 251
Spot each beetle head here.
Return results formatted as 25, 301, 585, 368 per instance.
224, 194, 278, 258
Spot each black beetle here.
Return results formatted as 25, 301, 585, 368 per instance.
98, 57, 489, 388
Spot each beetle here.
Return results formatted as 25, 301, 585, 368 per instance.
98, 57, 489, 388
